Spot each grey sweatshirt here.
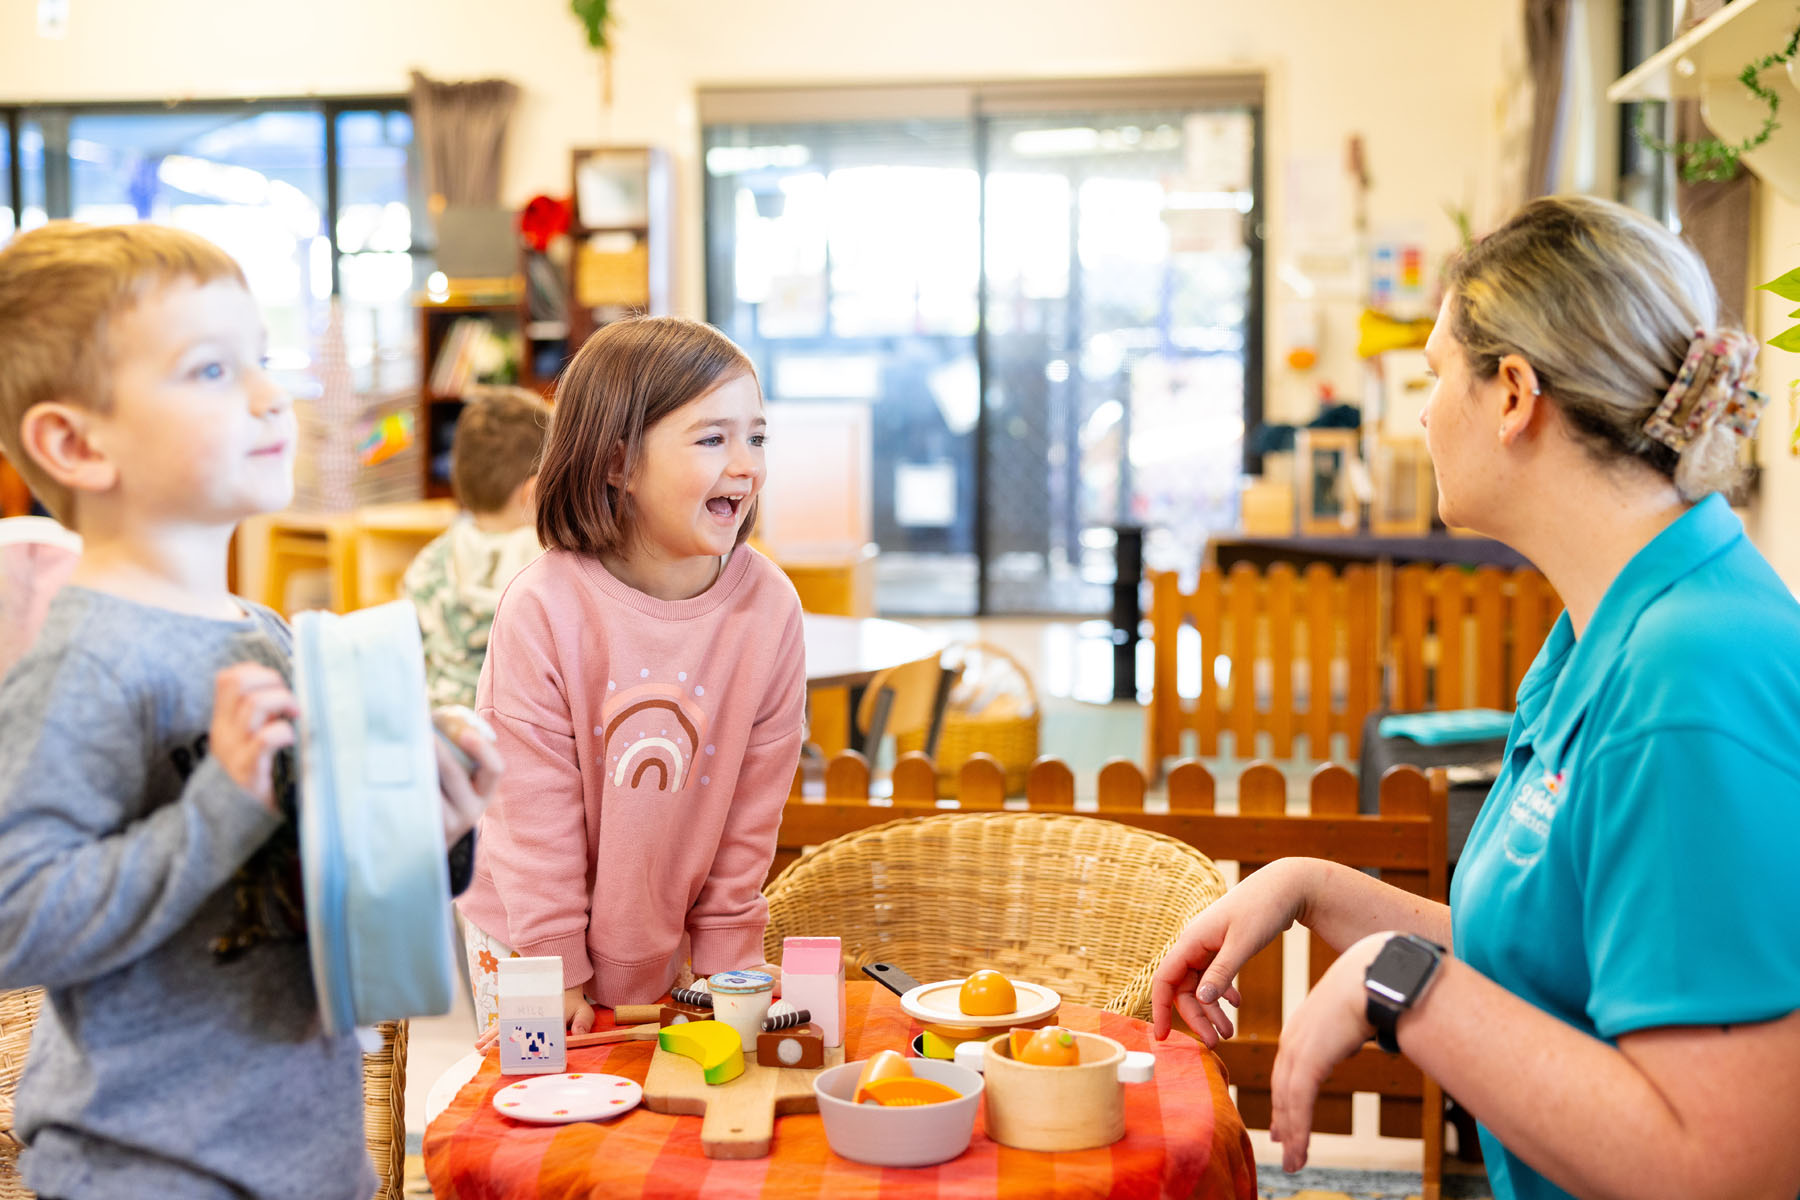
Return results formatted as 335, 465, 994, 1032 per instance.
0, 587, 374, 1200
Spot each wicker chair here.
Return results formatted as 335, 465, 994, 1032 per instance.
0, 987, 407, 1200
763, 810, 1227, 1020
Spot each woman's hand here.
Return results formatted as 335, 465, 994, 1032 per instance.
1151, 858, 1314, 1045
1267, 933, 1386, 1173
432, 705, 502, 845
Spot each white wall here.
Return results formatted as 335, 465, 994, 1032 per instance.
0, 0, 1520, 423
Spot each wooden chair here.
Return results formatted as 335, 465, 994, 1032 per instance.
853, 654, 949, 767
0, 987, 408, 1200
763, 809, 1229, 1020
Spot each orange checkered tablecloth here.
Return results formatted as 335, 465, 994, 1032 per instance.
424, 981, 1257, 1199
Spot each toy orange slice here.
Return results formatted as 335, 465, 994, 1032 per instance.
851, 1049, 913, 1103
859, 1076, 962, 1106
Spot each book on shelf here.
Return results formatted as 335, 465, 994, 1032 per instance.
428, 318, 522, 398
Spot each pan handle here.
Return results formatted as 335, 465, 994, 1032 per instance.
861, 962, 924, 996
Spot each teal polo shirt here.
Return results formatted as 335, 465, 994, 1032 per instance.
1451, 494, 1800, 1200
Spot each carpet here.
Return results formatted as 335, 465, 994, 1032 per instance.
1257, 1164, 1493, 1199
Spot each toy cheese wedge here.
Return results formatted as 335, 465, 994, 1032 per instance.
658, 1020, 745, 1084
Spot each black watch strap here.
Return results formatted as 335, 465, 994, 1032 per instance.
1366, 994, 1405, 1054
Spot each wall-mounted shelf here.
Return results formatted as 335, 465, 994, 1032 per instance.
1608, 0, 1800, 202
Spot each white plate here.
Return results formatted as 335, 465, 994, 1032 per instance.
492, 1073, 644, 1124
899, 978, 1061, 1028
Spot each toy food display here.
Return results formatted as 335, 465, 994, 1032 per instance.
957, 969, 1017, 1016
1010, 1025, 1080, 1066
657, 1019, 745, 1085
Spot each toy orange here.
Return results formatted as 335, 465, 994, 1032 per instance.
958, 969, 1017, 1016
1012, 1026, 1080, 1066
858, 1076, 962, 1106
851, 1050, 913, 1103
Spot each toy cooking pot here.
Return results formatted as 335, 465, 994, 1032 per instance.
813, 1057, 985, 1167
953, 1031, 1154, 1152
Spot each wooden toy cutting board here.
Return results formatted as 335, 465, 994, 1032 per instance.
642, 1042, 845, 1158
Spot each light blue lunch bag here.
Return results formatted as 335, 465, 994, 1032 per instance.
293, 599, 458, 1037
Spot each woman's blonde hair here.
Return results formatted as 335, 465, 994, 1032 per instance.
536, 317, 759, 556
1444, 194, 1746, 500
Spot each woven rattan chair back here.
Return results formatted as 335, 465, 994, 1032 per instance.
0, 987, 404, 1200
0, 988, 42, 1200
763, 810, 1227, 1020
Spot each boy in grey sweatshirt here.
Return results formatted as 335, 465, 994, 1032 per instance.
0, 222, 503, 1199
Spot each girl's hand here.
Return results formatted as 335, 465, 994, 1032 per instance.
564, 986, 596, 1035
432, 705, 502, 845
211, 663, 299, 813
1150, 858, 1312, 1045
1268, 933, 1386, 1173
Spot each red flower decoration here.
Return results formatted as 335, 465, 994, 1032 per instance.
519, 195, 573, 253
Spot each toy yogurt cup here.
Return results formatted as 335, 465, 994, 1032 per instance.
707, 970, 774, 1050
812, 1057, 984, 1167
954, 1030, 1154, 1151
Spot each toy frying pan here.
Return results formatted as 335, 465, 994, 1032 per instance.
862, 963, 1062, 1030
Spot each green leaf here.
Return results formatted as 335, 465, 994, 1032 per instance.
1760, 267, 1800, 302
570, 0, 610, 50
1770, 324, 1800, 353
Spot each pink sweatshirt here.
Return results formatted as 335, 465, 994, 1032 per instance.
456, 543, 806, 1005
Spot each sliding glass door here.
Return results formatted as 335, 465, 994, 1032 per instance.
705, 81, 1261, 616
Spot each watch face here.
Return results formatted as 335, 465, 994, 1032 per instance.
1367, 937, 1439, 1001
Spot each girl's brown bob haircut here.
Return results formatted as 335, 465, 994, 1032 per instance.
536, 316, 761, 557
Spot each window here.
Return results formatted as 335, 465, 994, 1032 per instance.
0, 98, 426, 380
703, 81, 1263, 616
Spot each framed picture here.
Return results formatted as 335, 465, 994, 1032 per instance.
572, 148, 651, 230
1294, 429, 1360, 536
1370, 435, 1435, 535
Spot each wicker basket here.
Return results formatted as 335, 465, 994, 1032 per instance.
0, 987, 406, 1200
1, 988, 41, 1200
764, 810, 1227, 1020
896, 641, 1040, 796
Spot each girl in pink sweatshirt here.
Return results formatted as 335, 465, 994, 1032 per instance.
456, 317, 805, 1036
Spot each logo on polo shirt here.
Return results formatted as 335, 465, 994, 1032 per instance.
1503, 769, 1566, 865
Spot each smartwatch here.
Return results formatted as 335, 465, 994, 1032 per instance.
1363, 933, 1445, 1054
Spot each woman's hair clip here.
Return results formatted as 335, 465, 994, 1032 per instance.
1642, 328, 1766, 453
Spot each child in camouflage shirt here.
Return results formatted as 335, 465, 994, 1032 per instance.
404, 386, 550, 709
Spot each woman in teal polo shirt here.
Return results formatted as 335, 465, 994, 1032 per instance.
1152, 194, 1800, 1200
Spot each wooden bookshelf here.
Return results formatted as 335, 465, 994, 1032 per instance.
568, 146, 673, 346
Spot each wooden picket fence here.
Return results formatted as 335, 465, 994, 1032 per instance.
1146, 562, 1560, 771
778, 749, 1450, 1200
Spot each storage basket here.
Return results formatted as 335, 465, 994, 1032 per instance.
897, 642, 1040, 797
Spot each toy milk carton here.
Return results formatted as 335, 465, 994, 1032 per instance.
498, 957, 566, 1075
781, 937, 845, 1047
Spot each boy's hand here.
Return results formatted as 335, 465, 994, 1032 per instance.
211, 663, 299, 813
432, 705, 502, 846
